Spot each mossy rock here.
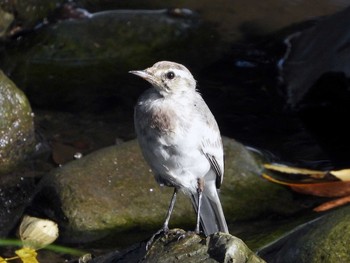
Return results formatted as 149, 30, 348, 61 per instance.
0, 70, 35, 174
31, 137, 302, 246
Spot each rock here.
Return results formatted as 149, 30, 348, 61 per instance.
4, 9, 219, 112
0, 70, 35, 175
0, 7, 14, 37
89, 229, 266, 263
0, 173, 37, 238
0, 70, 36, 237
28, 137, 303, 246
0, 0, 61, 37
143, 230, 266, 263
220, 137, 300, 222
30, 139, 195, 245
258, 205, 350, 263
282, 6, 350, 107
280, 6, 350, 167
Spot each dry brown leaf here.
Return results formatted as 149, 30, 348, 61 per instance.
290, 181, 350, 197
313, 195, 350, 212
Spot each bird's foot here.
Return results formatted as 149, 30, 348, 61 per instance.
177, 229, 203, 241
146, 226, 169, 250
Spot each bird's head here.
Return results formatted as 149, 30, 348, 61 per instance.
129, 61, 196, 96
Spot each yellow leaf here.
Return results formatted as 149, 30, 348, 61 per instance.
263, 163, 326, 178
330, 169, 350, 181
0, 256, 7, 262
15, 247, 39, 263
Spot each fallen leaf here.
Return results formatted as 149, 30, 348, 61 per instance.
20, 215, 59, 250
15, 248, 38, 263
290, 181, 350, 197
313, 195, 350, 212
263, 163, 350, 212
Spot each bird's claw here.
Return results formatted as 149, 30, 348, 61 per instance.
146, 226, 169, 251
177, 229, 202, 241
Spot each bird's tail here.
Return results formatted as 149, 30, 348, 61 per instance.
190, 183, 228, 235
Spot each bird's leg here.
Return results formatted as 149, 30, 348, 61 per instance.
195, 178, 204, 234
162, 187, 178, 231
146, 188, 178, 250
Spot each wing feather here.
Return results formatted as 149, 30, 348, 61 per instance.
197, 96, 224, 189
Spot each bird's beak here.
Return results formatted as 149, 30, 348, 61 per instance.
129, 70, 160, 87
129, 70, 149, 79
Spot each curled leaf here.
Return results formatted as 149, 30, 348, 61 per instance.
290, 181, 350, 197
263, 163, 350, 211
263, 163, 326, 177
313, 195, 350, 212
19, 215, 59, 250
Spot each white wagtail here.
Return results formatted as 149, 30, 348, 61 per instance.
130, 61, 228, 243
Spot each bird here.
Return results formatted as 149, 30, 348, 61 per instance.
130, 61, 229, 243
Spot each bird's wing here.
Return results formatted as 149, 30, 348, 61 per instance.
204, 152, 224, 188
198, 101, 224, 188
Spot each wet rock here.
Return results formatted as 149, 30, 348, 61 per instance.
144, 229, 266, 263
0, 0, 61, 37
0, 70, 36, 237
0, 7, 14, 37
4, 9, 219, 112
28, 137, 302, 246
0, 70, 35, 175
90, 229, 265, 263
258, 205, 350, 263
282, 6, 350, 107
281, 6, 350, 167
220, 138, 300, 222
0, 173, 36, 238
30, 139, 194, 245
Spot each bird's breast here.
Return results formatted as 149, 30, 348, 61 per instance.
148, 107, 175, 133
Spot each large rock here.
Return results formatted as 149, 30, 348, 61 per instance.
4, 9, 219, 112
0, 70, 36, 238
282, 6, 350, 107
0, 0, 60, 37
258, 205, 350, 263
281, 6, 350, 167
143, 230, 265, 263
89, 229, 266, 263
29, 137, 303, 246
0, 173, 37, 238
0, 70, 35, 174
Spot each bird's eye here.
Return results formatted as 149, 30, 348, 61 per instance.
165, 71, 175, 80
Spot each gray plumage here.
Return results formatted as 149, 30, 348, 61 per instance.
131, 61, 228, 236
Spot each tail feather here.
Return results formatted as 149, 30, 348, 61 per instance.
191, 184, 228, 235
